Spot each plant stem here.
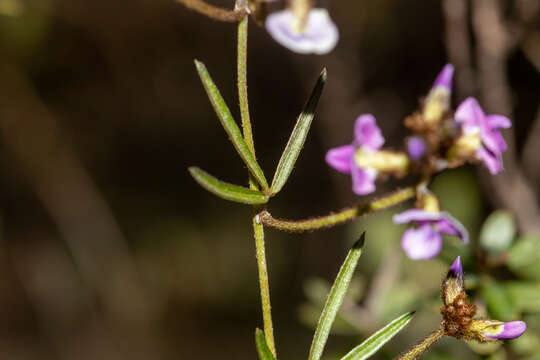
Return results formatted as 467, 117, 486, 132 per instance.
237, 14, 277, 357
257, 187, 415, 232
238, 16, 255, 155
253, 216, 277, 357
175, 0, 247, 22
397, 327, 445, 360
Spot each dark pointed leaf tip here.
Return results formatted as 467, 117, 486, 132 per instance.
353, 232, 366, 249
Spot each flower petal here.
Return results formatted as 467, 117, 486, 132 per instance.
432, 63, 454, 90
401, 224, 443, 260
455, 97, 484, 133
476, 147, 503, 174
351, 165, 377, 195
265, 8, 339, 55
483, 321, 527, 340
325, 145, 354, 174
436, 212, 469, 244
487, 114, 512, 129
406, 136, 427, 160
354, 114, 384, 151
393, 209, 444, 224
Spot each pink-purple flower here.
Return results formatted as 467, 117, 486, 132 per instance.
325, 114, 384, 195
265, 8, 339, 54
454, 97, 511, 174
393, 209, 468, 260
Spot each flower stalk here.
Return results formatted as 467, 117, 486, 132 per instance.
257, 187, 415, 232
397, 327, 445, 360
175, 0, 247, 22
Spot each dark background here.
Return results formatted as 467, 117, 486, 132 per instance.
0, 0, 538, 358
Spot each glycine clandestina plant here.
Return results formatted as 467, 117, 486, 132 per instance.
178, 0, 526, 358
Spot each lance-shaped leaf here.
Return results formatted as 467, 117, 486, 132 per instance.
195, 60, 269, 190
255, 328, 276, 360
189, 167, 269, 204
309, 233, 365, 360
271, 68, 327, 195
340, 312, 415, 360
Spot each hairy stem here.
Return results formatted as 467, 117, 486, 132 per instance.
175, 0, 247, 22
237, 14, 277, 356
257, 187, 415, 232
397, 327, 445, 360
253, 217, 277, 357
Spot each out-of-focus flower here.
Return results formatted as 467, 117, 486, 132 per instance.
326, 115, 382, 195
423, 64, 454, 125
440, 257, 526, 342
265, 7, 338, 54
406, 136, 427, 160
326, 115, 408, 195
450, 97, 511, 174
393, 208, 468, 260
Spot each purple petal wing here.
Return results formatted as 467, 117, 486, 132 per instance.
476, 147, 503, 174
354, 114, 384, 151
487, 114, 512, 129
326, 145, 354, 174
481, 128, 507, 154
393, 209, 444, 224
432, 63, 454, 90
401, 224, 443, 260
436, 212, 469, 244
351, 165, 377, 195
447, 256, 464, 284
484, 321, 527, 340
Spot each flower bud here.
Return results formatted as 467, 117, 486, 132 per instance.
423, 64, 454, 125
466, 319, 526, 342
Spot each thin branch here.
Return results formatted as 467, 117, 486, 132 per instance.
397, 326, 445, 360
175, 0, 247, 22
258, 187, 415, 232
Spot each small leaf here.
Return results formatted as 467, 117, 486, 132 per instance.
194, 60, 269, 190
480, 210, 516, 254
309, 232, 365, 360
340, 312, 415, 360
255, 328, 276, 360
189, 167, 268, 204
270, 68, 327, 195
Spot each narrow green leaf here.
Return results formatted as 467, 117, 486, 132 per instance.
194, 60, 269, 190
271, 68, 326, 195
340, 312, 415, 360
309, 232, 365, 360
189, 167, 268, 204
255, 328, 276, 360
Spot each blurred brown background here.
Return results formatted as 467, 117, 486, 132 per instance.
0, 0, 538, 359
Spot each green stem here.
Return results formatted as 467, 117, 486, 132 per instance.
175, 0, 247, 22
258, 187, 415, 232
238, 16, 255, 155
237, 14, 277, 357
253, 216, 277, 357
397, 327, 445, 360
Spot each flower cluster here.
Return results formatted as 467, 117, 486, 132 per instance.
440, 257, 526, 341
326, 64, 512, 260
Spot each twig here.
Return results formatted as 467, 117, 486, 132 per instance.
174, 0, 247, 22
258, 187, 415, 232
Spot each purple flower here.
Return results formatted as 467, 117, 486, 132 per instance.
265, 8, 339, 54
326, 114, 384, 195
423, 64, 454, 124
468, 319, 527, 341
454, 97, 511, 174
393, 209, 469, 260
406, 136, 427, 160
